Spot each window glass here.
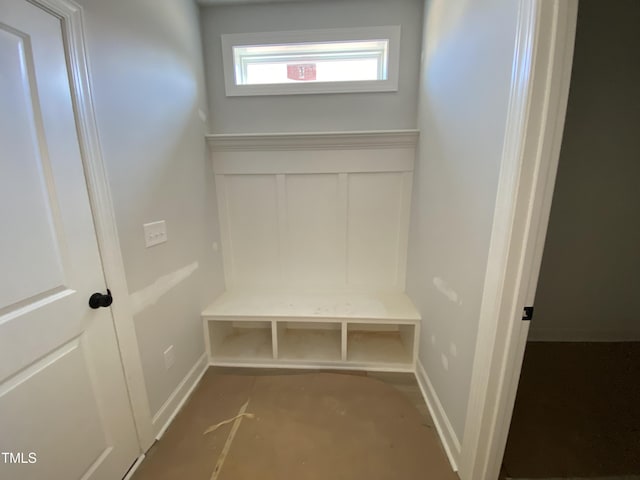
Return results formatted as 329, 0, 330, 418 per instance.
221, 27, 400, 96
233, 40, 389, 85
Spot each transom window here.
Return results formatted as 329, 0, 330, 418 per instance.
221, 26, 400, 96
234, 40, 389, 85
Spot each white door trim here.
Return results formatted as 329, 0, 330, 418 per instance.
458, 2, 578, 480
32, 0, 155, 451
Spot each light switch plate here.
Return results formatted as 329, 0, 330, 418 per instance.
144, 220, 167, 247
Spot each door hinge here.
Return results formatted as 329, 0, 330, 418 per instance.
522, 306, 534, 321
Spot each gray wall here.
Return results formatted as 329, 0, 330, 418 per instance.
200, 0, 423, 133
76, 0, 225, 415
406, 0, 521, 440
529, 0, 640, 342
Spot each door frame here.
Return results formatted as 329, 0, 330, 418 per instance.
30, 0, 155, 452
29, 0, 579, 474
457, 1, 578, 479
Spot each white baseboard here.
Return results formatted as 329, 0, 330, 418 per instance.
414, 360, 461, 471
152, 352, 208, 439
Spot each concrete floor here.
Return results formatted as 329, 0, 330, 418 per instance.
132, 367, 458, 480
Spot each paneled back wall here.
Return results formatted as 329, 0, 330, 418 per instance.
209, 131, 418, 292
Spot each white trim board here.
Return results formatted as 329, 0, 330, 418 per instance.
153, 353, 209, 439
39, 0, 155, 451
206, 130, 419, 152
211, 150, 415, 175
458, 2, 578, 480
459, 0, 540, 473
415, 361, 461, 472
210, 360, 415, 373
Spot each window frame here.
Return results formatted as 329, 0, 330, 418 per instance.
221, 26, 401, 97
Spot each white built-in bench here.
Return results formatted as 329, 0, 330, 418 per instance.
204, 131, 421, 372
202, 290, 420, 372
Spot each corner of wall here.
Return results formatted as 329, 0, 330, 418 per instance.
414, 360, 461, 471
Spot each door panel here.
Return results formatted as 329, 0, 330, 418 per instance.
0, 21, 67, 309
0, 340, 108, 479
0, 1, 139, 479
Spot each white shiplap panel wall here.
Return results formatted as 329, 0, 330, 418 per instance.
286, 174, 344, 288
223, 174, 281, 287
347, 172, 406, 289
209, 131, 418, 291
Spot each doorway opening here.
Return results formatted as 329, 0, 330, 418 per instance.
501, 1, 640, 477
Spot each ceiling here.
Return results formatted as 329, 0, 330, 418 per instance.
197, 0, 318, 5
197, 0, 380, 5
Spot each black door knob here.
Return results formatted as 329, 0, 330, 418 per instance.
89, 289, 113, 309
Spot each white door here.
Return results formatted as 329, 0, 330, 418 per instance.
0, 0, 140, 479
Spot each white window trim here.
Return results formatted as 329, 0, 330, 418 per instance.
221, 26, 401, 96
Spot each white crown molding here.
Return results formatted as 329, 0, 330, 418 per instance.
206, 130, 420, 152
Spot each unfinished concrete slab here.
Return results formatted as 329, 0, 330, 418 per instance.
132, 369, 458, 480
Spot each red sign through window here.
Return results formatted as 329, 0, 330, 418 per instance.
287, 64, 317, 81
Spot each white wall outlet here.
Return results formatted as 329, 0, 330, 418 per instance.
144, 220, 167, 248
163, 345, 175, 370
